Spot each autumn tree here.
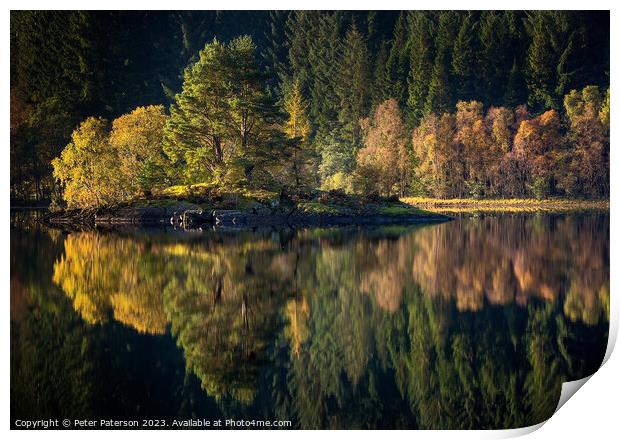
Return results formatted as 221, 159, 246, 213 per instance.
484, 106, 516, 195
485, 107, 515, 154
455, 101, 491, 197
283, 79, 314, 190
512, 110, 563, 198
52, 117, 122, 208
599, 88, 610, 130
411, 113, 462, 198
53, 106, 170, 208
561, 86, 609, 197
355, 99, 409, 196
109, 105, 167, 196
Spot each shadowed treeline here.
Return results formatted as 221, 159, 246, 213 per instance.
12, 12, 609, 203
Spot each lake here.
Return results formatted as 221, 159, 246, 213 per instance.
10, 210, 609, 429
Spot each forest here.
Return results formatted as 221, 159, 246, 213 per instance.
10, 11, 610, 207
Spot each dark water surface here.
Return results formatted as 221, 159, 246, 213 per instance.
10, 210, 609, 429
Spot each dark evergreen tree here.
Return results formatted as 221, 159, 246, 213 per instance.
307, 12, 342, 140
336, 23, 371, 152
285, 12, 319, 98
385, 12, 410, 106
504, 58, 527, 107
479, 11, 514, 105
371, 40, 391, 108
262, 11, 290, 96
406, 12, 435, 125
424, 11, 459, 115
451, 12, 479, 103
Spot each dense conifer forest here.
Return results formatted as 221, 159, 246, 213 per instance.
10, 11, 609, 207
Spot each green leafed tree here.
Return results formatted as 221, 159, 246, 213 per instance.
163, 36, 287, 190
162, 39, 230, 184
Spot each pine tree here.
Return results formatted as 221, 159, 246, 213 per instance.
336, 23, 371, 152
406, 12, 435, 125
371, 40, 391, 108
285, 12, 319, 95
479, 11, 520, 105
503, 58, 526, 107
262, 11, 290, 95
163, 39, 229, 183
163, 36, 284, 186
425, 11, 458, 115
385, 12, 410, 106
365, 11, 380, 52
451, 12, 479, 103
501, 11, 528, 107
425, 52, 452, 116
307, 12, 342, 140
525, 12, 563, 110
224, 36, 286, 187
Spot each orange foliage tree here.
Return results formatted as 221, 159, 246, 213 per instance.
355, 99, 410, 196
512, 110, 563, 198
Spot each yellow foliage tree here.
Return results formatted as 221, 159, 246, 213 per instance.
412, 112, 462, 198
52, 117, 123, 208
561, 86, 609, 197
109, 105, 167, 195
52, 106, 168, 208
283, 79, 314, 190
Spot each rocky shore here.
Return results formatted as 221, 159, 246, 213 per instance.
42, 200, 451, 230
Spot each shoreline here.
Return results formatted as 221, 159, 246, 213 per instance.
38, 200, 451, 230
401, 197, 609, 213
25, 196, 609, 231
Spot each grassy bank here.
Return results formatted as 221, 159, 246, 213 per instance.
401, 197, 609, 213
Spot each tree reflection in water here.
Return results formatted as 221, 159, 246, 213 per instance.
11, 213, 609, 428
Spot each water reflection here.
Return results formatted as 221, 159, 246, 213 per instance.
409, 216, 609, 321
11, 213, 609, 429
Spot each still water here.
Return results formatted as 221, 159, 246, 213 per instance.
10, 210, 609, 429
